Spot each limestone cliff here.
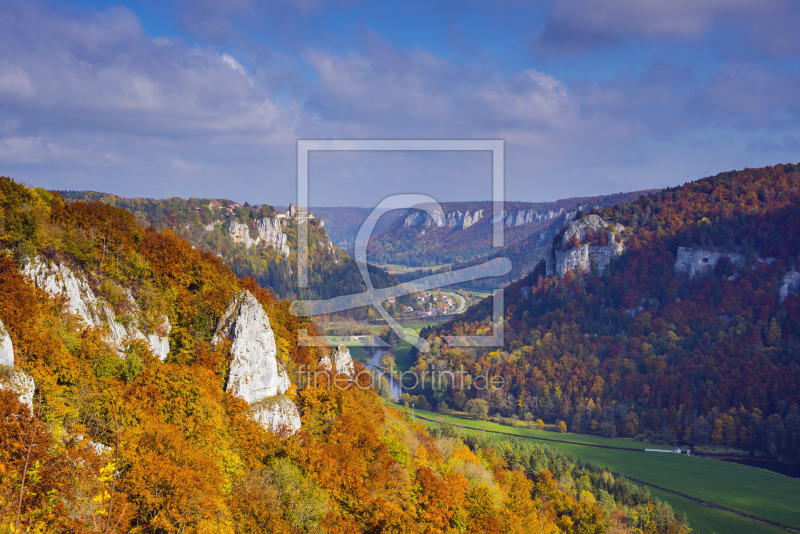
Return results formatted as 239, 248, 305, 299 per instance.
0, 319, 12, 369
547, 214, 626, 277
0, 319, 35, 412
403, 208, 485, 231
673, 247, 745, 279
213, 290, 301, 433
780, 270, 800, 303
319, 344, 355, 376
22, 259, 171, 360
251, 395, 302, 434
228, 217, 290, 258
504, 208, 562, 227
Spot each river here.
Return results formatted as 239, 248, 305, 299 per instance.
365, 348, 403, 401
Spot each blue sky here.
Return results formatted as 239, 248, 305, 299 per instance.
1, 0, 799, 206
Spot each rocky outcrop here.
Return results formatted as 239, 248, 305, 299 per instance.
228, 218, 290, 258
780, 270, 800, 303
22, 259, 171, 360
462, 209, 484, 229
1, 369, 35, 412
251, 395, 302, 434
0, 319, 12, 369
255, 218, 291, 257
403, 209, 484, 231
0, 319, 35, 412
229, 221, 260, 248
213, 290, 301, 433
146, 317, 172, 361
673, 247, 745, 279
547, 215, 626, 277
505, 208, 564, 227
23, 259, 101, 325
319, 344, 354, 376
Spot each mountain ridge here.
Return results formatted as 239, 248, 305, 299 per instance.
415, 163, 800, 463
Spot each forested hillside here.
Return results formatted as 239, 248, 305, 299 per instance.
0, 177, 687, 533
58, 192, 394, 303
366, 193, 653, 270
417, 164, 800, 461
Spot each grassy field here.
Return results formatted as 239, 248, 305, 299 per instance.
398, 319, 445, 329
647, 488, 785, 534
380, 263, 453, 274
392, 342, 415, 371
411, 408, 652, 449
408, 406, 800, 534
466, 289, 493, 299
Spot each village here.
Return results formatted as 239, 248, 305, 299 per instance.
386, 290, 464, 319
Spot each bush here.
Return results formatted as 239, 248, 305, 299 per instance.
599, 422, 617, 438
465, 398, 489, 420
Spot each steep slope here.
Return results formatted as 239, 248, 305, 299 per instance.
365, 192, 653, 270
419, 163, 800, 461
0, 177, 687, 533
57, 192, 395, 303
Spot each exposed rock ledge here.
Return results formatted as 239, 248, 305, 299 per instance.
0, 318, 35, 412
228, 218, 290, 258
251, 395, 302, 434
673, 247, 745, 279
22, 259, 171, 360
547, 215, 626, 277
0, 319, 12, 369
403, 209, 484, 231
319, 344, 354, 376
780, 270, 800, 303
213, 291, 301, 434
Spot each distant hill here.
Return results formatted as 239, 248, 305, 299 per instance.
359, 192, 655, 290
310, 206, 403, 253
58, 192, 394, 305
417, 163, 800, 462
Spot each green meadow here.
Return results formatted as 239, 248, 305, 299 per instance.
408, 406, 800, 534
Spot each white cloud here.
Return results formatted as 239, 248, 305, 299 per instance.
0, 65, 34, 99
480, 69, 575, 127
545, 0, 800, 53
0, 2, 294, 141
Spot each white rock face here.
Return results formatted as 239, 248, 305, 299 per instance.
462, 209, 484, 229
147, 317, 172, 361
319, 344, 354, 376
0, 319, 35, 412
404, 209, 484, 231
22, 259, 171, 360
780, 270, 800, 303
251, 395, 302, 434
673, 247, 745, 279
229, 221, 259, 248
505, 208, 563, 227
23, 259, 101, 326
547, 215, 626, 277
213, 290, 300, 433
1, 370, 35, 413
228, 218, 290, 258
0, 319, 13, 369
255, 218, 291, 258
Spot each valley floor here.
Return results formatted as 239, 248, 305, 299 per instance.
399, 404, 800, 534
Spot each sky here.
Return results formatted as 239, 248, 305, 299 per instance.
1, 0, 799, 206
